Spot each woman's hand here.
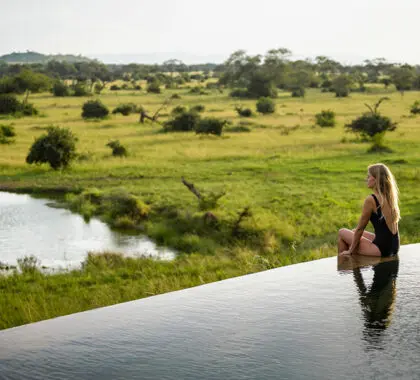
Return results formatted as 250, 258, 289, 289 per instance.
339, 250, 352, 256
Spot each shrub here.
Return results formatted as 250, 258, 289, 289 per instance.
52, 81, 70, 97
134, 85, 142, 90
112, 103, 139, 116
247, 72, 277, 98
410, 101, 420, 115
26, 126, 78, 170
191, 104, 205, 113
0, 124, 16, 144
256, 97, 276, 114
235, 106, 253, 117
195, 117, 227, 136
94, 82, 105, 94
171, 93, 181, 99
0, 94, 38, 116
20, 102, 39, 116
189, 87, 207, 95
73, 83, 91, 97
315, 110, 336, 127
345, 98, 397, 140
0, 94, 21, 114
147, 81, 161, 94
230, 88, 250, 98
164, 110, 201, 132
291, 87, 305, 98
82, 100, 109, 119
106, 140, 128, 157
110, 84, 121, 91
171, 105, 187, 115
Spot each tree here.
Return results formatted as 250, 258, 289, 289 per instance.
345, 97, 397, 150
391, 65, 416, 96
247, 71, 277, 98
26, 126, 78, 169
332, 75, 352, 97
256, 97, 276, 114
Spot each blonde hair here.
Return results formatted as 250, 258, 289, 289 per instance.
368, 163, 400, 225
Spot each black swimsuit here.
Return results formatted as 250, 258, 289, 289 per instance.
370, 194, 400, 257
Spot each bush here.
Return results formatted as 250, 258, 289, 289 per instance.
0, 94, 21, 114
256, 97, 276, 114
164, 110, 201, 132
315, 110, 336, 127
410, 101, 420, 115
171, 93, 181, 99
230, 88, 250, 98
196, 117, 226, 136
171, 105, 187, 115
26, 126, 78, 170
189, 87, 208, 95
112, 103, 139, 116
191, 104, 205, 113
0, 124, 16, 144
0, 94, 38, 116
345, 98, 397, 139
82, 100, 109, 119
247, 72, 277, 98
52, 81, 70, 97
73, 83, 91, 97
291, 87, 305, 98
106, 140, 128, 157
235, 106, 253, 117
147, 81, 161, 94
110, 84, 121, 91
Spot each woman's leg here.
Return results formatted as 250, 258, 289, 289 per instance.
353, 229, 375, 242
338, 228, 381, 256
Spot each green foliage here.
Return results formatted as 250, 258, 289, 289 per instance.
0, 70, 52, 94
196, 117, 227, 136
410, 101, 420, 115
345, 98, 397, 139
189, 86, 208, 95
147, 81, 161, 94
171, 105, 188, 115
26, 126, 78, 170
82, 100, 109, 119
391, 65, 416, 95
110, 85, 121, 91
106, 140, 128, 157
332, 75, 352, 97
0, 94, 21, 114
315, 110, 336, 127
164, 110, 201, 132
73, 82, 91, 97
256, 97, 276, 114
291, 87, 305, 97
0, 94, 38, 116
0, 124, 16, 144
191, 104, 205, 113
230, 88, 249, 98
235, 106, 253, 117
52, 81, 70, 97
112, 103, 139, 116
94, 82, 105, 94
247, 72, 277, 98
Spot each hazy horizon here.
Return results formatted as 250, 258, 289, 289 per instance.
1, 0, 419, 65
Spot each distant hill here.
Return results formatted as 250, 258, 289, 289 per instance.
0, 51, 94, 64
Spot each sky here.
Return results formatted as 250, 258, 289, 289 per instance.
0, 0, 419, 64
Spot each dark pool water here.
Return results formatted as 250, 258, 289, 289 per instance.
0, 244, 419, 379
0, 191, 174, 269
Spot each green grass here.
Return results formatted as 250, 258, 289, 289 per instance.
1, 86, 420, 329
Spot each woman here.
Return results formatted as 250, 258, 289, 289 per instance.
338, 163, 400, 256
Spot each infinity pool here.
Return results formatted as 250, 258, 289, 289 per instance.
0, 244, 419, 379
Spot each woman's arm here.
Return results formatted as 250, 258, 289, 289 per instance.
348, 197, 374, 254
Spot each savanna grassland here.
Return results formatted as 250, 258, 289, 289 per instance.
1, 83, 420, 329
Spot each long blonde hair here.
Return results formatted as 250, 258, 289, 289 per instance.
368, 163, 400, 225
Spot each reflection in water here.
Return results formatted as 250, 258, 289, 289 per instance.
337, 255, 399, 350
0, 191, 175, 269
